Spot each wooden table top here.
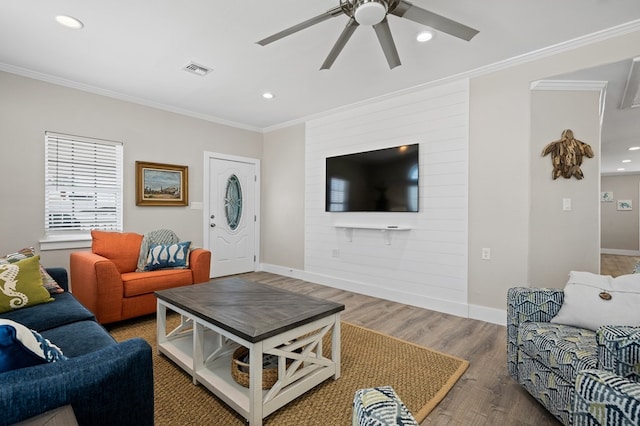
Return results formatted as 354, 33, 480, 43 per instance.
155, 277, 345, 343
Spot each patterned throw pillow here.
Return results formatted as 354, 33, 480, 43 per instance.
144, 241, 191, 271
353, 386, 419, 426
0, 247, 64, 294
0, 318, 67, 373
0, 256, 54, 314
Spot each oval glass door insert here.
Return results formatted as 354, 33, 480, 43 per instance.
224, 174, 243, 230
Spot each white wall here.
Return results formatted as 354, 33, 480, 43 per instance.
0, 71, 263, 272
601, 174, 640, 252
303, 80, 470, 317
529, 89, 602, 286
468, 29, 640, 313
261, 124, 306, 269
4, 28, 640, 325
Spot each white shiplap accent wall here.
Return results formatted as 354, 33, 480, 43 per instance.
304, 79, 470, 317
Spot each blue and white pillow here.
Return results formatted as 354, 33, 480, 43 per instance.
144, 241, 191, 271
353, 386, 419, 426
0, 319, 67, 373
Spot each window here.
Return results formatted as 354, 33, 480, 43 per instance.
329, 177, 349, 212
224, 174, 243, 230
44, 132, 123, 238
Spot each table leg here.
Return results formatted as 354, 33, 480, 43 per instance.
193, 322, 204, 385
332, 314, 341, 379
156, 301, 167, 352
249, 341, 264, 426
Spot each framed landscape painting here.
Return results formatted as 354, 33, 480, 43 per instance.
136, 161, 188, 206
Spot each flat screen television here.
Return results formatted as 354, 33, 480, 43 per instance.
325, 144, 419, 212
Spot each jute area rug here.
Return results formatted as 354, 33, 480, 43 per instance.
109, 314, 469, 425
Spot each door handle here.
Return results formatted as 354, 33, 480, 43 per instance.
210, 223, 216, 228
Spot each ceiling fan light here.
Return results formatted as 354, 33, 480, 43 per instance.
354, 1, 387, 26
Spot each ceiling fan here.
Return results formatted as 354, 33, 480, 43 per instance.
257, 0, 479, 70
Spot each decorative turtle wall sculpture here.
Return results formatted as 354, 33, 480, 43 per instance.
541, 129, 594, 180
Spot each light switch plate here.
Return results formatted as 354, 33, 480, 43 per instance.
482, 248, 491, 260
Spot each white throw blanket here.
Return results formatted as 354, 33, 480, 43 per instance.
136, 229, 180, 272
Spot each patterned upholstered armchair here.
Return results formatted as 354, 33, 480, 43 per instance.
507, 287, 640, 425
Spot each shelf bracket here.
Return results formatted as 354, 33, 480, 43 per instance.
380, 229, 391, 245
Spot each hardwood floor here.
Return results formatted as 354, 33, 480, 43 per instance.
601, 253, 640, 276
228, 255, 636, 424
232, 271, 560, 426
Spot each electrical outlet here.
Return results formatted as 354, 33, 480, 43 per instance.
481, 248, 491, 260
332, 249, 340, 258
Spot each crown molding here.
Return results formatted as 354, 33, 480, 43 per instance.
0, 62, 262, 133
464, 19, 640, 80
530, 80, 609, 118
265, 19, 640, 132
2, 18, 640, 134
529, 80, 608, 91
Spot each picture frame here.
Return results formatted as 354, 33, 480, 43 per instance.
136, 161, 188, 206
601, 192, 614, 202
617, 200, 632, 211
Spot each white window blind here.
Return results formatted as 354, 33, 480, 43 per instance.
44, 132, 123, 235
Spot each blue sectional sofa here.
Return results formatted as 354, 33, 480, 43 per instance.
0, 268, 154, 426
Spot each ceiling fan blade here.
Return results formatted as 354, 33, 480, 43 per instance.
392, 0, 479, 41
257, 6, 343, 46
373, 18, 401, 69
320, 17, 359, 70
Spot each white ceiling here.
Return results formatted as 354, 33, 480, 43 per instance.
2, 0, 640, 172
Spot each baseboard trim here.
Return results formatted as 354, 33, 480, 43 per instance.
601, 248, 640, 256
260, 263, 505, 326
468, 305, 507, 326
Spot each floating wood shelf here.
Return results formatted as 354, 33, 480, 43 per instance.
334, 225, 411, 245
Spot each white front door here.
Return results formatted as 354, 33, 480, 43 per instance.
206, 155, 258, 277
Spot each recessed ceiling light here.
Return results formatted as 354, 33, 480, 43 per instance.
622, 159, 632, 163
416, 30, 434, 42
262, 92, 275, 100
55, 15, 84, 30
618, 168, 626, 171
629, 146, 640, 151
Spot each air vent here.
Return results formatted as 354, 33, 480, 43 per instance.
183, 62, 211, 76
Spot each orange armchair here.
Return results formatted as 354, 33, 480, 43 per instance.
70, 230, 211, 324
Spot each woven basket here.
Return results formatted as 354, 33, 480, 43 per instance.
231, 347, 280, 389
